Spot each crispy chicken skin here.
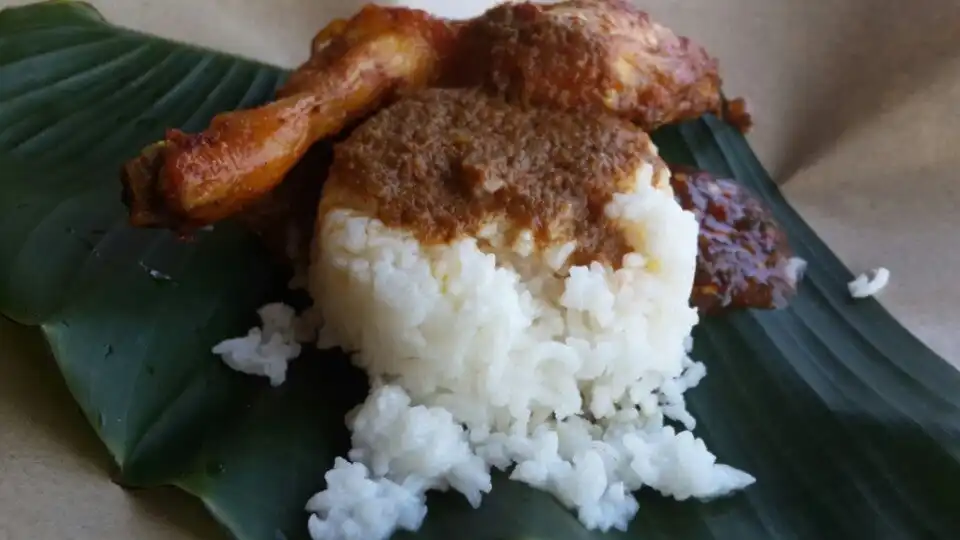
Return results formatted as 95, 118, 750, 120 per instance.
122, 5, 458, 232
120, 0, 749, 233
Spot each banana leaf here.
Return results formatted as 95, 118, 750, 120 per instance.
1, 2, 958, 540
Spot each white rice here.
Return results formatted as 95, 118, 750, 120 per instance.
212, 303, 303, 386
785, 256, 808, 288
301, 156, 755, 540
848, 267, 890, 299
306, 458, 428, 540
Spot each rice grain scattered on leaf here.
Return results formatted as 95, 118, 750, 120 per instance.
213, 303, 303, 386
848, 267, 891, 299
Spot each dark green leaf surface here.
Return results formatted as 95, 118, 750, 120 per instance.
178, 352, 365, 540
1, 2, 959, 540
0, 0, 285, 486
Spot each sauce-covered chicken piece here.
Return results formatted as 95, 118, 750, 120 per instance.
454, 0, 730, 131
670, 166, 802, 315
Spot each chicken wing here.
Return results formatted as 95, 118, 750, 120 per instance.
121, 0, 748, 233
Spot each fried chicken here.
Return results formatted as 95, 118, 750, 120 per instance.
122, 5, 458, 232
120, 0, 749, 234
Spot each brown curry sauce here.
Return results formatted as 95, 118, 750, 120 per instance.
320, 87, 666, 269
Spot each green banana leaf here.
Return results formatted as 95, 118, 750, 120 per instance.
1, 2, 958, 540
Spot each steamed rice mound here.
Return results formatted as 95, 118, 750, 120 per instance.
304, 88, 754, 540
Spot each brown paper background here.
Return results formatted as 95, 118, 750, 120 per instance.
1, 1, 958, 538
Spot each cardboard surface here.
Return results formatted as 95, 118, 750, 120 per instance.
1, 0, 958, 538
